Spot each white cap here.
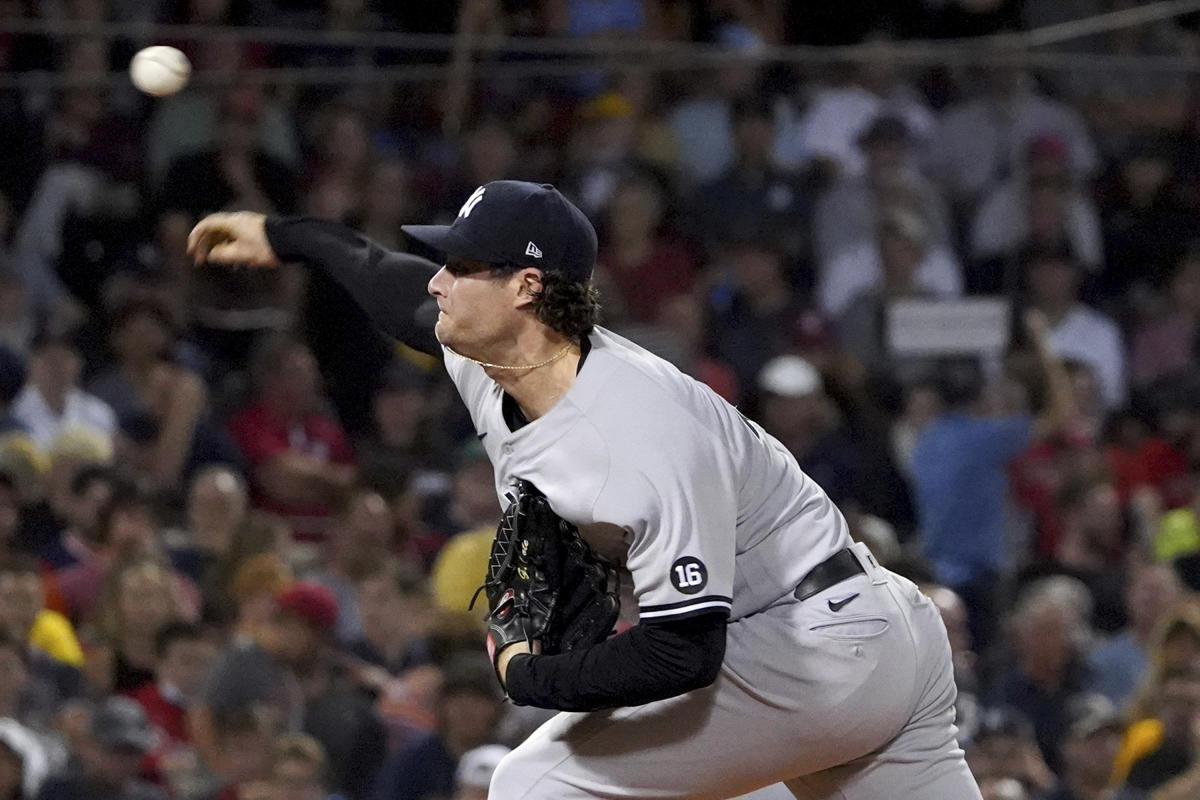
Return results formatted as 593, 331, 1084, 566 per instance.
758, 355, 822, 397
455, 744, 511, 789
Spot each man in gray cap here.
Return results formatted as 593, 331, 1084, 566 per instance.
35, 697, 165, 800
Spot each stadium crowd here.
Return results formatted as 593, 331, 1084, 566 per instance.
1, 0, 1200, 799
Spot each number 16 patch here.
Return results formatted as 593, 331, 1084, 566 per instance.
670, 556, 708, 594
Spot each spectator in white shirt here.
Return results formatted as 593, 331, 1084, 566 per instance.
1022, 243, 1126, 409
11, 330, 116, 453
971, 134, 1104, 273
819, 206, 962, 318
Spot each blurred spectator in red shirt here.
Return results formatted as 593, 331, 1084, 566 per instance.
595, 171, 697, 325
228, 333, 355, 543
128, 622, 214, 747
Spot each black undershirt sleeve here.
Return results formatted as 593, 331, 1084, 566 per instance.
503, 610, 727, 711
264, 216, 442, 356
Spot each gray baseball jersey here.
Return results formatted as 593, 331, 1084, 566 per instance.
445, 326, 852, 623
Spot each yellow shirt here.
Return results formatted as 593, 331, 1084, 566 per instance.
431, 526, 495, 613
29, 608, 85, 667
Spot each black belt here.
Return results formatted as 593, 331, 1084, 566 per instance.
794, 548, 866, 601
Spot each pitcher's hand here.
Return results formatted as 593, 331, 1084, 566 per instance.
187, 211, 279, 268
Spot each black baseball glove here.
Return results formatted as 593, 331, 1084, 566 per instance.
472, 480, 620, 678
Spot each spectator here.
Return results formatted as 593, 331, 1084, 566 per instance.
228, 333, 355, 543
1121, 666, 1200, 795
204, 705, 278, 800
560, 94, 643, 220
1041, 694, 1124, 800
431, 444, 496, 539
370, 656, 503, 800
157, 88, 298, 222
450, 744, 509, 800
814, 115, 951, 267
55, 484, 162, 624
935, 65, 1098, 207
356, 159, 416, 253
594, 171, 698, 325
12, 330, 115, 454
0, 557, 82, 670
990, 576, 1100, 771
302, 105, 374, 223
35, 696, 166, 800
355, 362, 449, 495
90, 559, 187, 694
269, 733, 344, 800
347, 565, 433, 678
128, 622, 214, 747
17, 461, 113, 572
308, 486, 395, 644
166, 466, 249, 586
970, 134, 1104, 275
910, 312, 1076, 649
1098, 140, 1197, 303
756, 355, 910, 524
654, 292, 741, 404
1129, 247, 1200, 389
818, 204, 961, 318
833, 207, 954, 384
1089, 563, 1183, 708
706, 240, 808, 396
224, 552, 291, 644
1021, 243, 1125, 409
688, 93, 814, 265
86, 297, 214, 491
965, 708, 1055, 798
924, 584, 981, 741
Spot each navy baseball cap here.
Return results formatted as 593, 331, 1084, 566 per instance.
403, 181, 597, 285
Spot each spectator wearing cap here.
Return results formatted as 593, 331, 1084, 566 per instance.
970, 134, 1104, 282
0, 556, 84, 672
1041, 694, 1125, 800
346, 565, 433, 678
451, 744, 510, 800
934, 66, 1098, 208
818, 203, 961, 318
594, 170, 698, 326
228, 333, 356, 543
1021, 243, 1125, 409
910, 312, 1078, 652
813, 115, 951, 268
197, 581, 384, 800
11, 330, 115, 455
370, 656, 504, 800
686, 93, 814, 266
756, 355, 911, 528
35, 696, 166, 800
1129, 247, 1200, 389
1119, 665, 1200, 797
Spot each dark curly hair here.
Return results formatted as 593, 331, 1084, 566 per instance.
490, 265, 601, 342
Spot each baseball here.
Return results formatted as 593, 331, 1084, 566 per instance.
129, 46, 191, 97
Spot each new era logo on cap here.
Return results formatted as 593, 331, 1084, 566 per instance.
525, 241, 542, 258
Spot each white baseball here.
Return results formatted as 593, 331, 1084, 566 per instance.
129, 46, 191, 97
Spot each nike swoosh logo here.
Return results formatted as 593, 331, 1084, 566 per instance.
477, 432, 487, 440
827, 593, 860, 612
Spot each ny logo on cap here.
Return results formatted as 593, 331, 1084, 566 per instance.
458, 186, 486, 218
525, 241, 543, 259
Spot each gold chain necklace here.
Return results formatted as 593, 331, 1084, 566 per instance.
445, 342, 574, 371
